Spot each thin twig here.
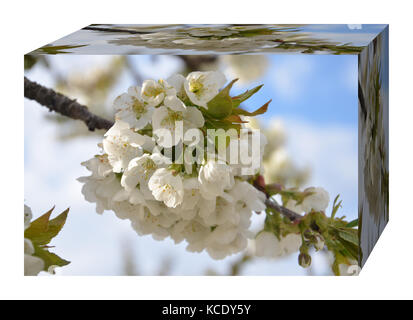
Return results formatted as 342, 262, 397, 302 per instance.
265, 198, 303, 222
24, 77, 114, 131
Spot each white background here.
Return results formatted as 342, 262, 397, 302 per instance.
1, 0, 412, 299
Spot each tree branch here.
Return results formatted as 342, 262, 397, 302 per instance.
265, 198, 303, 222
25, 76, 301, 222
24, 77, 114, 131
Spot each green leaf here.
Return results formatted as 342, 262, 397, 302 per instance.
233, 100, 271, 117
338, 240, 359, 260
33, 245, 70, 271
24, 207, 54, 240
346, 219, 359, 228
25, 207, 69, 246
337, 228, 359, 247
232, 84, 264, 108
206, 79, 238, 119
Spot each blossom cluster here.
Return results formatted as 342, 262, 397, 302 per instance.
79, 71, 268, 259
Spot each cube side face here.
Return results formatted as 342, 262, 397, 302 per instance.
358, 26, 389, 267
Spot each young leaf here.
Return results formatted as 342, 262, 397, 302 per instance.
232, 84, 264, 108
25, 207, 70, 246
24, 207, 55, 239
346, 219, 359, 228
232, 99, 271, 117
33, 245, 70, 271
337, 228, 359, 247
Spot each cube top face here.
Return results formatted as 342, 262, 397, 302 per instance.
29, 24, 388, 55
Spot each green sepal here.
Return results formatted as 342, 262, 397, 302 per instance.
232, 84, 264, 108
206, 79, 238, 119
232, 100, 271, 117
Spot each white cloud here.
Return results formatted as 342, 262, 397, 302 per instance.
279, 117, 358, 219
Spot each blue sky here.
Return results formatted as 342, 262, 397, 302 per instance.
24, 53, 358, 276
234, 54, 358, 125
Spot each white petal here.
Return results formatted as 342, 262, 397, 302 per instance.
167, 74, 185, 92
164, 95, 186, 112
185, 107, 205, 128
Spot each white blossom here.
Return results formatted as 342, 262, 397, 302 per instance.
285, 187, 330, 214
167, 73, 186, 99
255, 231, 282, 258
114, 86, 154, 129
24, 204, 32, 230
121, 152, 170, 202
78, 155, 125, 213
24, 238, 45, 276
301, 187, 330, 213
148, 168, 184, 208
184, 71, 226, 108
255, 231, 302, 258
167, 178, 201, 220
141, 79, 176, 107
280, 234, 303, 255
198, 158, 234, 200
338, 260, 360, 276
103, 120, 154, 172
223, 55, 269, 84
152, 96, 204, 148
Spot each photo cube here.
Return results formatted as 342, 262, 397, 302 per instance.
24, 24, 389, 276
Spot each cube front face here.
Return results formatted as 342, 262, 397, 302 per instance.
24, 24, 388, 276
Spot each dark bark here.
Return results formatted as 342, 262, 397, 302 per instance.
24, 77, 114, 131
265, 198, 303, 222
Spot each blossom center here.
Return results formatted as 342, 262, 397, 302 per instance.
144, 83, 164, 98
189, 79, 204, 97
132, 97, 146, 118
161, 110, 184, 127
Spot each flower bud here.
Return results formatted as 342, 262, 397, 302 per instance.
298, 253, 312, 268
314, 235, 325, 251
